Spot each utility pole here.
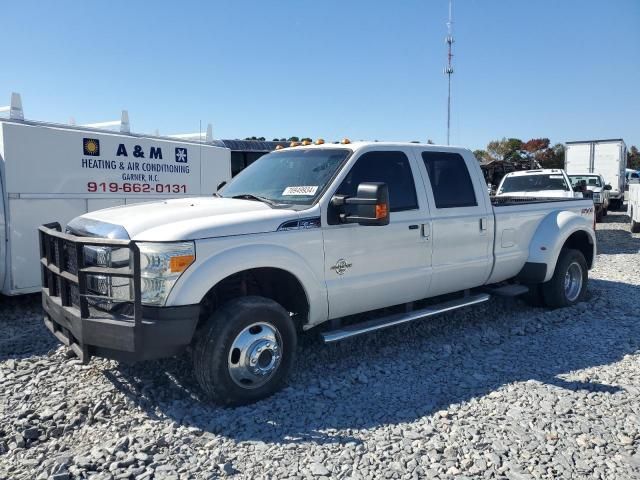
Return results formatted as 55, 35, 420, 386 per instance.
444, 0, 454, 145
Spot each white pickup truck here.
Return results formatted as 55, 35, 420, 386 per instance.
495, 169, 581, 199
628, 183, 640, 233
39, 141, 597, 405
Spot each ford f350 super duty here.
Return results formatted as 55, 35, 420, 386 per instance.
39, 141, 597, 405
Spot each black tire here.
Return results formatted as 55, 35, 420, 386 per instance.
595, 209, 603, 223
193, 296, 297, 406
521, 283, 544, 307
610, 199, 622, 211
602, 207, 608, 217
632, 219, 640, 234
541, 249, 588, 309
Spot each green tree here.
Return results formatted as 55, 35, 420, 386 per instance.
473, 149, 490, 162
628, 146, 640, 170
287, 136, 300, 142
537, 143, 565, 169
486, 137, 523, 161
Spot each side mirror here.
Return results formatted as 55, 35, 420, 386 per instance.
331, 182, 390, 226
604, 184, 612, 190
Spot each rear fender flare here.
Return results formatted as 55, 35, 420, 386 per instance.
526, 210, 596, 283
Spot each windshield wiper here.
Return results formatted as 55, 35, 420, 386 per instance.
231, 194, 279, 207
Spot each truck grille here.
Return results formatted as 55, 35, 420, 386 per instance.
39, 223, 142, 322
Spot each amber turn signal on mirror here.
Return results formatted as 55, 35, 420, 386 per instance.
375, 204, 389, 219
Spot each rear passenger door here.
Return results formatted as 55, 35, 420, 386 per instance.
322, 149, 432, 319
417, 150, 494, 296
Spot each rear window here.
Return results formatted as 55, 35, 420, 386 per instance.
569, 175, 601, 188
422, 152, 477, 208
500, 174, 570, 193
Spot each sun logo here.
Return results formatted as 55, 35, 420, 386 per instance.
83, 138, 100, 156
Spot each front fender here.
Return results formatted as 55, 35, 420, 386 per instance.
526, 210, 596, 282
166, 242, 328, 327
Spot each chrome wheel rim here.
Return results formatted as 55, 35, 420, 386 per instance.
564, 262, 583, 302
227, 322, 282, 389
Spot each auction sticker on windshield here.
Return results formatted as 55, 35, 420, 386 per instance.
282, 186, 318, 196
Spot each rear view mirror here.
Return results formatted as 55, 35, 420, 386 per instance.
331, 182, 390, 226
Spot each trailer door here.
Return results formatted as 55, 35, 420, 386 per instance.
565, 143, 592, 174
593, 142, 623, 195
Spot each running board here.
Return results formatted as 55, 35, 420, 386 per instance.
322, 293, 490, 343
482, 284, 529, 297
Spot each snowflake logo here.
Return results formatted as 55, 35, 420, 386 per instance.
175, 148, 188, 163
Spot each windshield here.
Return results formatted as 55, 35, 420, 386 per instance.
500, 174, 570, 193
220, 148, 350, 206
569, 175, 601, 188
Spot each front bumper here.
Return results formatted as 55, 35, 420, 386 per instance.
39, 224, 200, 363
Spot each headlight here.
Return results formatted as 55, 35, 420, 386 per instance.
83, 245, 131, 303
138, 242, 195, 305
592, 192, 602, 203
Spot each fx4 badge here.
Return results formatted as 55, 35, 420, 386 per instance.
330, 259, 352, 275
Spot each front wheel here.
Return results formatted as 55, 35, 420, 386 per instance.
541, 249, 588, 308
193, 296, 297, 406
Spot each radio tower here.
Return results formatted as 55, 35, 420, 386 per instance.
444, 0, 454, 145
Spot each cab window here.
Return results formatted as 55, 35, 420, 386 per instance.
422, 152, 477, 208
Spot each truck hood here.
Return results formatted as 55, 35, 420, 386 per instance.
68, 197, 300, 241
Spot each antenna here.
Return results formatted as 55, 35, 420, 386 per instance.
444, 0, 454, 145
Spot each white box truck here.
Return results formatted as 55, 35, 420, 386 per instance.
0, 104, 231, 295
565, 139, 627, 210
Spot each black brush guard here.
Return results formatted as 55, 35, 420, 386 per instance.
39, 223, 200, 363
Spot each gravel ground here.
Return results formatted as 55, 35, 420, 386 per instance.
1, 211, 639, 480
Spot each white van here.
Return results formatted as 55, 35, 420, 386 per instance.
0, 112, 231, 295
565, 139, 627, 209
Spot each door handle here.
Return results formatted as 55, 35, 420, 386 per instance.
480, 217, 488, 231
421, 223, 431, 239
408, 224, 419, 230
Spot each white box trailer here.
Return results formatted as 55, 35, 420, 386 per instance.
565, 139, 627, 209
0, 113, 231, 295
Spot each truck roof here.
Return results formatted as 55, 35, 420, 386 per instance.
503, 169, 565, 177
567, 172, 602, 177
282, 141, 470, 154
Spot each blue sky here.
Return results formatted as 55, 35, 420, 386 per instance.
1, 0, 638, 149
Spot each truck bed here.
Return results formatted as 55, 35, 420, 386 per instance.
486, 195, 594, 285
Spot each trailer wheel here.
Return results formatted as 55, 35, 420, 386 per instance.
193, 296, 297, 406
541, 249, 588, 308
